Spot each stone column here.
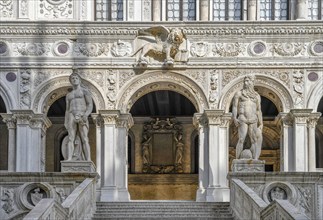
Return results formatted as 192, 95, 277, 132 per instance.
307, 113, 321, 171
296, 0, 308, 20
11, 110, 51, 172
290, 109, 313, 171
278, 113, 294, 171
98, 110, 120, 201
193, 113, 208, 202
1, 114, 16, 172
116, 113, 133, 201
200, 0, 209, 21
152, 0, 161, 21
247, 0, 257, 20
204, 110, 231, 202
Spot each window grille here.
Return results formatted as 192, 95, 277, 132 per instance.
95, 0, 124, 21
308, 0, 323, 20
213, 0, 242, 21
260, 0, 288, 20
167, 0, 196, 21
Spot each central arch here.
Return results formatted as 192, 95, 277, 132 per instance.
117, 71, 209, 113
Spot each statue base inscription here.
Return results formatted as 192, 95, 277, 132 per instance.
61, 161, 96, 173
231, 159, 265, 172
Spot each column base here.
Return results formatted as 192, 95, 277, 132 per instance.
231, 159, 265, 172
61, 160, 96, 173
99, 187, 118, 201
196, 187, 206, 202
206, 187, 230, 202
118, 188, 131, 201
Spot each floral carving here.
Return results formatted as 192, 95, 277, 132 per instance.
209, 70, 219, 108
213, 43, 244, 57
106, 70, 117, 108
190, 42, 210, 57
39, 0, 73, 19
118, 71, 135, 89
74, 43, 109, 57
20, 69, 31, 109
0, 0, 13, 18
292, 71, 304, 107
272, 43, 305, 56
186, 71, 207, 90
14, 43, 50, 56
296, 186, 312, 218
1, 188, 15, 214
111, 40, 132, 57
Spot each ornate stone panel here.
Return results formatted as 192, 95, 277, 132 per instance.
0, 0, 14, 19
38, 0, 74, 19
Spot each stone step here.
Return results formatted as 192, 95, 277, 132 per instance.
93, 202, 233, 220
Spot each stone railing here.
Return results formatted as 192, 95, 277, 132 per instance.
0, 172, 98, 219
24, 178, 97, 220
24, 199, 68, 220
261, 199, 309, 220
228, 172, 323, 220
230, 179, 267, 219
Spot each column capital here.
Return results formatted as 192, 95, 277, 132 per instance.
193, 113, 207, 128
290, 109, 313, 124
203, 110, 232, 126
98, 110, 120, 125
1, 113, 16, 129
116, 113, 134, 130
10, 110, 51, 131
307, 112, 322, 128
278, 112, 293, 126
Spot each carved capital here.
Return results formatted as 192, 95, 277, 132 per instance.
290, 109, 313, 124
30, 114, 52, 132
10, 110, 52, 131
98, 110, 120, 125
279, 112, 293, 127
91, 113, 103, 127
117, 113, 134, 130
307, 113, 321, 128
203, 110, 226, 125
193, 113, 207, 128
0, 114, 16, 129
11, 110, 34, 125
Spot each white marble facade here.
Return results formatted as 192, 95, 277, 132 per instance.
0, 0, 323, 203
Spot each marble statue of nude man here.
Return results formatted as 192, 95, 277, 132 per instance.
232, 75, 263, 160
64, 71, 93, 161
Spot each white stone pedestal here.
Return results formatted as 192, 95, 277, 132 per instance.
61, 161, 96, 173
231, 159, 265, 172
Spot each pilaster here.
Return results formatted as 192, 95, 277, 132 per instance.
296, 0, 308, 20
203, 110, 231, 202
116, 113, 134, 201
10, 110, 51, 172
247, 0, 257, 20
290, 109, 313, 171
278, 112, 294, 171
152, 0, 161, 21
307, 112, 321, 171
199, 0, 209, 21
1, 114, 16, 172
193, 113, 208, 202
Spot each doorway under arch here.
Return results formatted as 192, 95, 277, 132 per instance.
128, 90, 198, 200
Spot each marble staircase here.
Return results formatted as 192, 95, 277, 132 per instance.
92, 201, 234, 219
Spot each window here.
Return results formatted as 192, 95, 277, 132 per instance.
96, 0, 124, 21
308, 0, 323, 20
259, 0, 288, 20
213, 0, 242, 21
167, 0, 196, 21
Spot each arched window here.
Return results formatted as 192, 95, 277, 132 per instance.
259, 0, 288, 20
308, 0, 323, 20
213, 0, 242, 20
167, 0, 196, 21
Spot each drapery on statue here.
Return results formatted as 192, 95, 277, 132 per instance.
64, 70, 93, 161
142, 133, 151, 173
132, 26, 185, 66
232, 75, 263, 160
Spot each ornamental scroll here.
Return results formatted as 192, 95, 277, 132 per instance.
142, 118, 184, 174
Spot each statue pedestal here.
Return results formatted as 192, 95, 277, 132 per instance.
231, 159, 265, 172
61, 161, 96, 173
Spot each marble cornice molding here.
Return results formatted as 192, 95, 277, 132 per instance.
1, 21, 323, 36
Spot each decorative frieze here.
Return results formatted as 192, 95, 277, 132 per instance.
14, 43, 50, 56
111, 40, 132, 57
74, 42, 109, 57
272, 42, 305, 56
213, 43, 245, 57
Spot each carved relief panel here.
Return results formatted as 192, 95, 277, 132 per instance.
141, 118, 184, 174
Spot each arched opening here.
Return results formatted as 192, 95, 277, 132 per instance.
0, 95, 8, 170
128, 90, 198, 200
229, 94, 280, 172
45, 96, 96, 172
316, 97, 323, 169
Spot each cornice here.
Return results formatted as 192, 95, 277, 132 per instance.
0, 21, 322, 36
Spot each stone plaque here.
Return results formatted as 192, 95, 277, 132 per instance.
152, 133, 174, 165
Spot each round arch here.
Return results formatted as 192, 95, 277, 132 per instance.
0, 80, 18, 112
116, 71, 208, 113
307, 77, 323, 111
31, 75, 105, 114
219, 75, 293, 113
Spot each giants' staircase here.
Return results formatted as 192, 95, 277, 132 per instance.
92, 201, 233, 219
